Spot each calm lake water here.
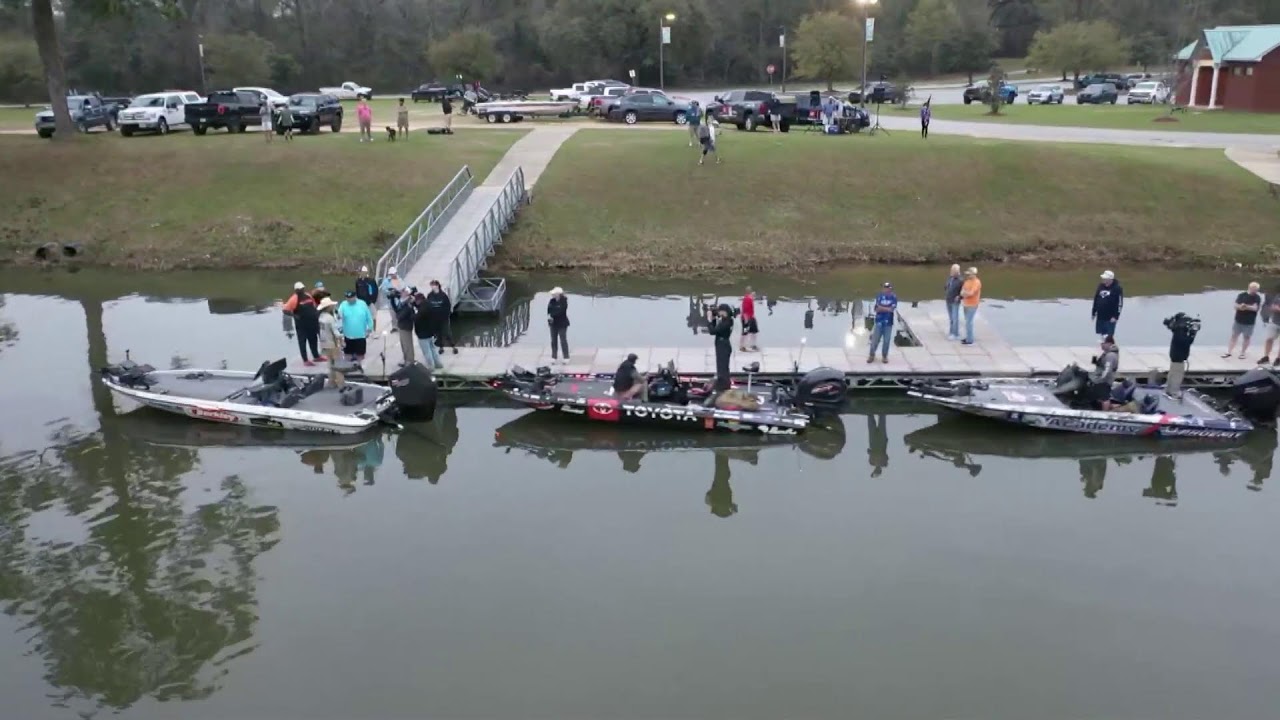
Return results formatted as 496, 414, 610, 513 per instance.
2, 267, 1279, 719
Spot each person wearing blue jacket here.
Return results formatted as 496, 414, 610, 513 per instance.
1091, 270, 1124, 339
337, 290, 374, 361
866, 282, 898, 364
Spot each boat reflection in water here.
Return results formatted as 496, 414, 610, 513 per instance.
493, 411, 847, 517
905, 416, 1277, 500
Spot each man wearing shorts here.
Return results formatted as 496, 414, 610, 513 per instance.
442, 94, 453, 130
396, 98, 409, 138
768, 96, 782, 132
1256, 287, 1280, 366
1224, 281, 1262, 360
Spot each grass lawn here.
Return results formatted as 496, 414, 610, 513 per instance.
925, 102, 1280, 134
499, 130, 1280, 277
0, 128, 524, 270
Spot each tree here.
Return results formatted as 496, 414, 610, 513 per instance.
792, 11, 858, 91
203, 32, 288, 86
0, 36, 43, 103
986, 63, 1006, 113
1129, 30, 1165, 72
1025, 20, 1129, 82
904, 0, 962, 77
30, 0, 73, 139
427, 28, 503, 83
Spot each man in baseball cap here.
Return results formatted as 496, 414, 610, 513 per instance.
1092, 270, 1124, 339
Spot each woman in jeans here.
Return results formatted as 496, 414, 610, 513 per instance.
547, 287, 570, 363
944, 264, 963, 340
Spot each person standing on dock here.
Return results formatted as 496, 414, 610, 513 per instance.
739, 286, 758, 352
944, 264, 963, 340
355, 265, 379, 325
1091, 270, 1124, 340
425, 281, 458, 359
709, 304, 735, 402
338, 290, 373, 361
866, 282, 898, 364
394, 288, 418, 367
412, 290, 444, 370
1224, 281, 1262, 360
1256, 289, 1280, 366
381, 267, 403, 300
547, 287, 570, 364
960, 267, 982, 345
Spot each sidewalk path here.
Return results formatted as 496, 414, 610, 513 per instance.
1224, 147, 1280, 184
873, 113, 1280, 150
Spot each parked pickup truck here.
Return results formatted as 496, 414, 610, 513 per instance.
712, 89, 796, 131
963, 81, 1018, 104
118, 90, 203, 136
184, 90, 264, 134
318, 81, 373, 100
282, 93, 344, 133
582, 85, 629, 115
35, 95, 115, 138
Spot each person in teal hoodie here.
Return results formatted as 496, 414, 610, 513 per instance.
337, 290, 374, 360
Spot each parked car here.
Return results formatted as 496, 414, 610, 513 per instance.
1025, 84, 1065, 104
1076, 82, 1119, 104
185, 89, 264, 134
1126, 80, 1170, 104
411, 82, 451, 102
583, 85, 629, 115
712, 89, 796, 131
34, 95, 114, 137
118, 90, 203, 136
605, 94, 692, 125
1075, 73, 1126, 91
600, 87, 668, 117
1123, 72, 1151, 89
284, 93, 344, 133
66, 89, 130, 120
318, 81, 373, 100
963, 80, 1018, 104
233, 86, 289, 108
848, 81, 900, 104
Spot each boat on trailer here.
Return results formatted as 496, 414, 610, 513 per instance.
475, 99, 577, 123
491, 361, 846, 435
102, 357, 437, 435
907, 363, 1280, 440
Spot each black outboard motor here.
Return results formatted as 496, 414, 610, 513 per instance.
1232, 367, 1280, 424
389, 363, 438, 421
1052, 363, 1088, 398
792, 367, 846, 413
102, 359, 156, 389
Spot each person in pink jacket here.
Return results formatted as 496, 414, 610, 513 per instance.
357, 99, 372, 142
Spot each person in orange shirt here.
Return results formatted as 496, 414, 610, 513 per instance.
960, 267, 982, 345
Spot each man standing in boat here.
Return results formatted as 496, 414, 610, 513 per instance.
739, 286, 758, 352
707, 304, 735, 404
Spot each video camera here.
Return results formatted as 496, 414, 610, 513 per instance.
1163, 312, 1201, 338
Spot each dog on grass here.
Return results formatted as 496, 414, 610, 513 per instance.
385, 126, 397, 141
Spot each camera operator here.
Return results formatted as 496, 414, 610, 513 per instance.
1163, 312, 1200, 398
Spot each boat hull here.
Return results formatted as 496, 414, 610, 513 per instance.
104, 369, 394, 435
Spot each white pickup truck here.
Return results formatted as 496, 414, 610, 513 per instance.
117, 90, 204, 136
318, 81, 373, 100
551, 82, 592, 101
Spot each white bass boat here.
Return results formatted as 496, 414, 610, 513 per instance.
475, 100, 577, 123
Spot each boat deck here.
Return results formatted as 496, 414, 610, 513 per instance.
292, 303, 1262, 392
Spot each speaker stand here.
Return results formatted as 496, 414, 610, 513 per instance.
869, 101, 889, 136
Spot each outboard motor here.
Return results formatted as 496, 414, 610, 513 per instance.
792, 367, 846, 413
1232, 367, 1280, 424
388, 362, 438, 421
102, 359, 156, 389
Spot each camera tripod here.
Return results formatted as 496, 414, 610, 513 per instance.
869, 100, 889, 136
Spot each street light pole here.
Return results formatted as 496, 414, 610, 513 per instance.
659, 12, 676, 90
780, 26, 787, 93
197, 34, 207, 95
856, 0, 878, 106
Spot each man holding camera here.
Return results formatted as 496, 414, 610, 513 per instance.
1256, 289, 1280, 367
1164, 312, 1199, 398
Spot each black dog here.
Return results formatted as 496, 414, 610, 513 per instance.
385, 126, 397, 141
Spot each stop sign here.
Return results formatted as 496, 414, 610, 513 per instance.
766, 64, 776, 75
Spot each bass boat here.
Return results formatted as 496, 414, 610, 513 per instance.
907, 363, 1280, 440
491, 361, 846, 435
102, 356, 437, 435
475, 99, 577, 122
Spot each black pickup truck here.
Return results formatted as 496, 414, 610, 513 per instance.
185, 90, 264, 135
712, 89, 798, 131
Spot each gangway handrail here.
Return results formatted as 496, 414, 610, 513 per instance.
445, 167, 527, 300
374, 165, 474, 286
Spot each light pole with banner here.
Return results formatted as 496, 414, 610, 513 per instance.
197, 34, 208, 94
855, 0, 878, 106
659, 12, 676, 90
779, 26, 787, 92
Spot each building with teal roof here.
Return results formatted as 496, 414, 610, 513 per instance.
1175, 25, 1280, 112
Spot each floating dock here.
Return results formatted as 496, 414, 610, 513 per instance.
294, 304, 1261, 392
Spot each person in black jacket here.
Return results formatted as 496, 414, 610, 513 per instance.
290, 287, 322, 365
547, 287, 570, 363
393, 287, 417, 366
355, 265, 379, 322
1091, 270, 1124, 339
412, 291, 444, 369
708, 303, 735, 402
425, 281, 458, 356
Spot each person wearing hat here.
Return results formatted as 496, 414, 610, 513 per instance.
393, 286, 418, 367
960, 267, 982, 345
316, 297, 344, 387
547, 287, 570, 364
338, 290, 374, 361
1091, 270, 1124, 340
283, 281, 323, 365
866, 281, 898, 364
412, 289, 444, 370
613, 353, 646, 401
708, 303, 735, 403
1086, 334, 1121, 408
739, 286, 758, 352
380, 266, 403, 304
310, 281, 330, 304
354, 264, 379, 315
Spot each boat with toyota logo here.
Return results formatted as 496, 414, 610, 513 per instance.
907, 363, 1280, 440
490, 361, 846, 434
101, 355, 437, 434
